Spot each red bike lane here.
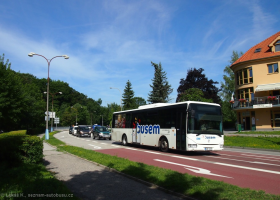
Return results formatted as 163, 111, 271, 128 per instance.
96, 147, 280, 195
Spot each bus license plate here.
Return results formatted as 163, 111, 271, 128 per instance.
205, 147, 212, 151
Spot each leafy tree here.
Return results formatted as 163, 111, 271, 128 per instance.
133, 97, 146, 108
60, 106, 73, 126
220, 51, 243, 101
0, 53, 121, 130
106, 102, 121, 127
19, 73, 46, 131
122, 80, 135, 110
147, 62, 173, 103
0, 54, 25, 131
176, 68, 220, 103
220, 51, 243, 128
179, 88, 213, 102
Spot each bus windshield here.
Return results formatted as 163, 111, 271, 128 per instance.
187, 103, 223, 136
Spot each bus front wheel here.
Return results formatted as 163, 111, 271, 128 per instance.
160, 138, 168, 152
122, 135, 127, 146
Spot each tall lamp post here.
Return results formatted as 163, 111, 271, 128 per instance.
45, 92, 62, 132
71, 106, 82, 125
110, 87, 122, 111
28, 52, 69, 140
100, 115, 103, 126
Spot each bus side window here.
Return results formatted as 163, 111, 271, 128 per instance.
125, 113, 132, 128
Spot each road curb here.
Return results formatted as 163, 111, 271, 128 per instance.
224, 146, 280, 152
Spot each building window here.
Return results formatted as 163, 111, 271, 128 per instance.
276, 40, 280, 52
254, 48, 261, 53
236, 67, 253, 85
268, 63, 278, 74
237, 87, 254, 101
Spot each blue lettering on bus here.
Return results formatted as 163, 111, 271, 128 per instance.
137, 123, 160, 134
205, 136, 216, 139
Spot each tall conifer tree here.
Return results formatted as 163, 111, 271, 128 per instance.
122, 80, 135, 110
147, 62, 173, 103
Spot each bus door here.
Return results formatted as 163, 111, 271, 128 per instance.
132, 115, 141, 143
176, 109, 186, 150
133, 130, 141, 143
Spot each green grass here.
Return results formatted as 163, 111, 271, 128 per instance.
228, 130, 280, 135
225, 136, 280, 150
45, 131, 280, 200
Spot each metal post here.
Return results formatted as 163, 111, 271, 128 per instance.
51, 94, 54, 132
28, 52, 69, 140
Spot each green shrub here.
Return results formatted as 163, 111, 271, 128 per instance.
0, 131, 26, 165
27, 127, 44, 135
20, 136, 43, 164
0, 130, 43, 165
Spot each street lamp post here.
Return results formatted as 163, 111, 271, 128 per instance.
28, 52, 69, 140
93, 111, 96, 125
110, 87, 122, 111
71, 106, 82, 126
48, 92, 62, 132
100, 115, 103, 126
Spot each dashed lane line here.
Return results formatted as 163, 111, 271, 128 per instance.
88, 144, 101, 149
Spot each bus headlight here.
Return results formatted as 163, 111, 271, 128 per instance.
188, 144, 197, 148
220, 144, 223, 148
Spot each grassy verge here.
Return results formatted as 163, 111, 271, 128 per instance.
0, 131, 78, 200
225, 136, 280, 150
46, 131, 280, 200
227, 130, 280, 135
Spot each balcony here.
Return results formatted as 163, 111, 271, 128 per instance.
231, 96, 280, 109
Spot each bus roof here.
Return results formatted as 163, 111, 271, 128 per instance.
113, 101, 220, 114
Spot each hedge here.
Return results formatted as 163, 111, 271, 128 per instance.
0, 130, 43, 166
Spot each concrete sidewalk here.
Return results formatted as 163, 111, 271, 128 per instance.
43, 142, 187, 200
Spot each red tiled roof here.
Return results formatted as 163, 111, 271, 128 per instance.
231, 31, 280, 67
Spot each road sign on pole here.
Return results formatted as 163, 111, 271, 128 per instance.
45, 111, 55, 118
54, 117, 60, 124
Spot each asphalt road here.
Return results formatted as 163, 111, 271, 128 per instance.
54, 131, 280, 195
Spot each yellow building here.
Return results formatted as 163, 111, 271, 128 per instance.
231, 31, 280, 131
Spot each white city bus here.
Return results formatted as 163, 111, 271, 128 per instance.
111, 101, 223, 152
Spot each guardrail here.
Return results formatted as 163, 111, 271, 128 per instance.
53, 127, 69, 131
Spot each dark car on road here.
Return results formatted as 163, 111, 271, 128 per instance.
92, 126, 111, 140
69, 126, 74, 134
77, 125, 90, 137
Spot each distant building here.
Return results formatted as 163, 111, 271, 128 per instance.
231, 31, 280, 131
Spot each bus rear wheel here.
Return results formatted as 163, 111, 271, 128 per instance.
122, 135, 127, 146
160, 138, 168, 152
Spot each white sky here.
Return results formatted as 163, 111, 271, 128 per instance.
0, 0, 279, 106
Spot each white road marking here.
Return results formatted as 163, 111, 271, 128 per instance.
101, 143, 107, 145
252, 161, 280, 166
219, 153, 280, 162
172, 155, 198, 161
88, 144, 101, 149
213, 162, 280, 175
154, 159, 232, 178
125, 148, 139, 151
111, 145, 122, 148
241, 154, 280, 160
143, 151, 162, 155
206, 156, 280, 167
